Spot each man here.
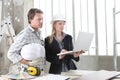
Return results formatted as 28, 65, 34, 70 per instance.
7, 8, 45, 75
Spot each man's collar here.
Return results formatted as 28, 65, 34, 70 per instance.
28, 25, 41, 32
28, 25, 35, 32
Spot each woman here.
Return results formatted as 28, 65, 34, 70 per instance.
45, 14, 84, 74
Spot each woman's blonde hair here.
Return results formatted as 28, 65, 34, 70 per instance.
48, 21, 56, 44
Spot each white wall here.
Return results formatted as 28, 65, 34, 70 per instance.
77, 56, 120, 71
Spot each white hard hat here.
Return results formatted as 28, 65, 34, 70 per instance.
51, 14, 66, 23
21, 43, 45, 60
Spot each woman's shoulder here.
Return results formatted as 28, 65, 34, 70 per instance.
45, 36, 51, 41
64, 34, 72, 39
45, 36, 50, 39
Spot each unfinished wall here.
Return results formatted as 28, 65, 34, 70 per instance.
77, 56, 120, 71
0, 0, 34, 74
76, 56, 99, 70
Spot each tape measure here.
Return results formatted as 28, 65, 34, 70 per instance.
27, 67, 43, 76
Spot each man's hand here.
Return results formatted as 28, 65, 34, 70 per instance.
28, 58, 41, 67
20, 59, 29, 65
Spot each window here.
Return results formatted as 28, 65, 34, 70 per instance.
34, 0, 120, 56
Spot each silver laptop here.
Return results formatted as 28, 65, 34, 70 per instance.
57, 32, 94, 56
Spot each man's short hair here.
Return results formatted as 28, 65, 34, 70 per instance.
27, 8, 43, 23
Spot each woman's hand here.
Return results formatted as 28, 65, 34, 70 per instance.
59, 49, 67, 59
73, 50, 85, 58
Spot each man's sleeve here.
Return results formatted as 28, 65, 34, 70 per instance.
7, 33, 27, 64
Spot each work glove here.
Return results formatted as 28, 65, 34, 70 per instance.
28, 58, 41, 67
